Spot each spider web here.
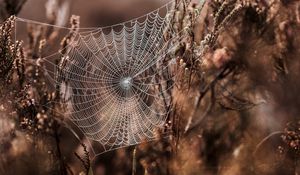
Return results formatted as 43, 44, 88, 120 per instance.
15, 0, 185, 154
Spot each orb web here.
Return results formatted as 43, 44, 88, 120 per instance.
60, 4, 179, 152
15, 0, 186, 154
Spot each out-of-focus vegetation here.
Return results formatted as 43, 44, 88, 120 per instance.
1, 0, 300, 174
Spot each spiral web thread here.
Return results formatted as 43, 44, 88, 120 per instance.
15, 0, 184, 154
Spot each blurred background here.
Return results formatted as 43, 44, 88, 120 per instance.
18, 0, 167, 27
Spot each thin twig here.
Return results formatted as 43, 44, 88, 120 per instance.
132, 147, 137, 175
